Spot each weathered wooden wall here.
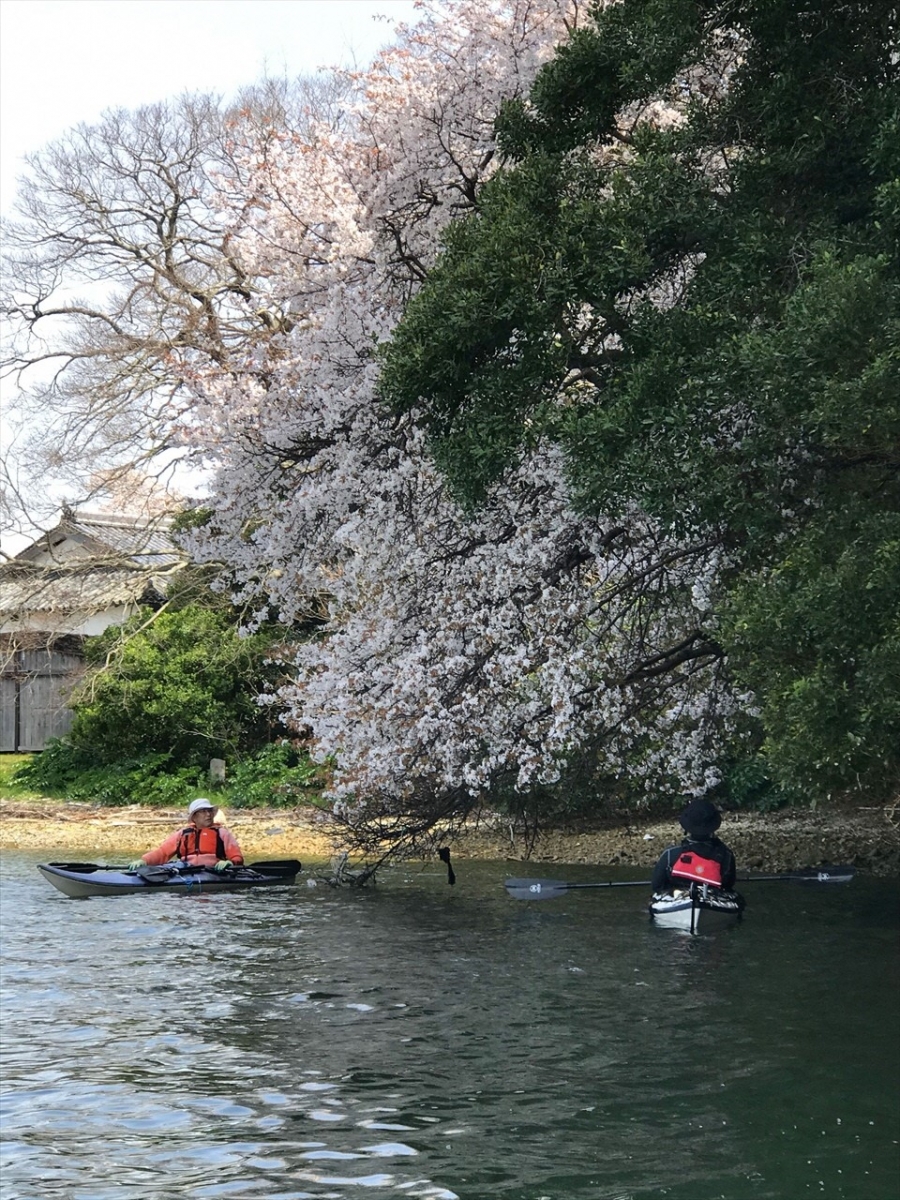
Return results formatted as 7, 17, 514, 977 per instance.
0, 647, 82, 752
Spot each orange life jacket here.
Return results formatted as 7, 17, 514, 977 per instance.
176, 825, 225, 862
671, 850, 724, 888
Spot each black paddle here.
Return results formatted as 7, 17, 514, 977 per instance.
242, 859, 302, 878
438, 847, 456, 886
133, 859, 302, 882
46, 862, 110, 873
505, 877, 650, 900
504, 864, 856, 900
135, 863, 200, 884
47, 862, 207, 877
740, 865, 856, 884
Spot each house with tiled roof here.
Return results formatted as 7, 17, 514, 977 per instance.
0, 509, 187, 750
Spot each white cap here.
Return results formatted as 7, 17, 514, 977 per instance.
187, 798, 216, 818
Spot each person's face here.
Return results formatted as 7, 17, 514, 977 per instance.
192, 808, 216, 828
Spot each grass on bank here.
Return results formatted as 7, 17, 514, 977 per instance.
0, 754, 53, 801
0, 742, 330, 811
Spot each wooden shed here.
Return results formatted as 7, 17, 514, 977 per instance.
0, 509, 186, 751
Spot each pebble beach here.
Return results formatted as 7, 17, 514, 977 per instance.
2, 797, 897, 876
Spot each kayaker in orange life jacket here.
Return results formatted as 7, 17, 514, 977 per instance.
127, 798, 244, 872
650, 799, 737, 894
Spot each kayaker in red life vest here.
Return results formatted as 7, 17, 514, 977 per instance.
650, 799, 736, 894
128, 798, 244, 872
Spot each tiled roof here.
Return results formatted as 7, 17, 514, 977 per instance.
0, 565, 169, 615
60, 512, 183, 565
12, 510, 184, 568
0, 510, 186, 617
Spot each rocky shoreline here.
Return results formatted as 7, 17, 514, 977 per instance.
1, 797, 897, 876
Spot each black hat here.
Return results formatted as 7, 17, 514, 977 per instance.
679, 798, 722, 837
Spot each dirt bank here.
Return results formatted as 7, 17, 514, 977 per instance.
1, 797, 897, 876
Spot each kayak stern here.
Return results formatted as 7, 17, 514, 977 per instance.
649, 887, 745, 933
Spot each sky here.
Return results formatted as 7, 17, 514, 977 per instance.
0, 0, 421, 214
0, 0, 420, 553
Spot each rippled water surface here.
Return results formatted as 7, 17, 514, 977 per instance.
1, 853, 898, 1199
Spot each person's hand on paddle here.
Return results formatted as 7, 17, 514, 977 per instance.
214, 859, 237, 872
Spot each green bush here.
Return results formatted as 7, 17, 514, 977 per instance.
69, 604, 288, 764
11, 598, 330, 808
0, 753, 47, 799
227, 741, 327, 808
14, 739, 326, 809
724, 508, 900, 801
719, 754, 795, 812
13, 742, 206, 806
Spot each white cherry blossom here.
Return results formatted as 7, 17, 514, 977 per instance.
176, 0, 744, 848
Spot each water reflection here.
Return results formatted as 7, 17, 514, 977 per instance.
1, 854, 898, 1199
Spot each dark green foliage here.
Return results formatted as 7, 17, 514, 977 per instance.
381, 0, 900, 801
723, 507, 900, 797
720, 754, 794, 812
384, 0, 898, 529
15, 743, 210, 806
15, 740, 326, 808
226, 741, 327, 808
68, 605, 284, 763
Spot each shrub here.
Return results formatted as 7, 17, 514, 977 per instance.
226, 741, 328, 808
14, 739, 326, 809
69, 604, 288, 764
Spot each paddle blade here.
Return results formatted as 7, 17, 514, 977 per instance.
741, 865, 856, 885
247, 859, 302, 878
46, 862, 105, 873
504, 878, 571, 900
790, 864, 856, 884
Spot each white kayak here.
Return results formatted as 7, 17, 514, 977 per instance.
649, 886, 745, 933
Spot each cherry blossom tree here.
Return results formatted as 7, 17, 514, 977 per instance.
174, 0, 747, 861
0, 76, 348, 535
2, 0, 754, 865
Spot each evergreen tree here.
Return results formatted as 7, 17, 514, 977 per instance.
381, 0, 900, 799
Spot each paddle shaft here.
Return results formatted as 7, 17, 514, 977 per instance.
505, 865, 855, 900
504, 878, 648, 900
132, 859, 303, 878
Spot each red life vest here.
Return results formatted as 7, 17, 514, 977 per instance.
671, 851, 724, 888
176, 825, 225, 861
